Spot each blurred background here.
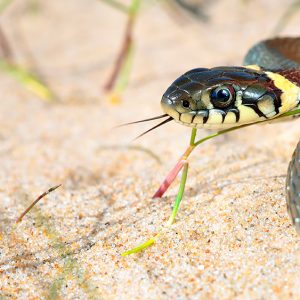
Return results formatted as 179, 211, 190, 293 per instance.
1, 1, 300, 299
1, 0, 299, 103
1, 0, 299, 190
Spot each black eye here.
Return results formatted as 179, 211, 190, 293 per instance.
182, 100, 190, 108
210, 86, 234, 108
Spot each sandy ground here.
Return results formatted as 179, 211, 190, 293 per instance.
1, 0, 300, 299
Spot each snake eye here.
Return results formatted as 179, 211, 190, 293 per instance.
182, 100, 190, 108
210, 86, 235, 108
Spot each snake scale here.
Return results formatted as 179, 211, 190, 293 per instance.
160, 37, 300, 235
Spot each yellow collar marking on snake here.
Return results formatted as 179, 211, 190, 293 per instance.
266, 71, 300, 113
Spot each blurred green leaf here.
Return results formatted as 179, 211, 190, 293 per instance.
104, 0, 141, 103
107, 42, 134, 104
129, 0, 141, 16
100, 0, 129, 13
0, 0, 14, 14
26, 0, 41, 14
0, 60, 55, 102
114, 42, 134, 93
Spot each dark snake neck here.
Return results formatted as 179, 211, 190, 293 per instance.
277, 69, 300, 87
244, 37, 300, 87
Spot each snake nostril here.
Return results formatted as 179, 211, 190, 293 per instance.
161, 95, 173, 106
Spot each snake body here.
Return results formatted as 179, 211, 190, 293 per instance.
161, 37, 300, 234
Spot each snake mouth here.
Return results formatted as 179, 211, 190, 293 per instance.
161, 97, 244, 129
161, 97, 222, 128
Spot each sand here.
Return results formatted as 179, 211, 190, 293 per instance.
1, 0, 300, 299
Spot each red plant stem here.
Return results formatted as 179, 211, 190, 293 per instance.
152, 159, 185, 198
103, 16, 134, 91
152, 145, 195, 198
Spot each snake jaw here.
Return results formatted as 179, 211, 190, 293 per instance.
161, 93, 226, 129
161, 92, 237, 129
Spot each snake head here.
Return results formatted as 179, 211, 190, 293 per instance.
161, 66, 281, 129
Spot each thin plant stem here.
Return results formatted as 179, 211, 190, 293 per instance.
152, 159, 186, 198
152, 129, 197, 198
103, 17, 134, 92
16, 184, 61, 224
12, 21, 59, 101
103, 0, 140, 94
100, 0, 129, 14
280, 108, 300, 117
122, 162, 189, 256
121, 236, 158, 256
152, 142, 195, 198
0, 24, 13, 61
189, 127, 197, 146
123, 108, 300, 255
166, 162, 188, 226
0, 4, 57, 101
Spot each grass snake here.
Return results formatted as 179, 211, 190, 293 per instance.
160, 37, 300, 234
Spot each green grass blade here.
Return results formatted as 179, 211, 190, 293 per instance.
122, 236, 158, 256
189, 128, 197, 146
129, 0, 141, 16
99, 0, 129, 13
280, 108, 300, 117
167, 162, 189, 226
114, 42, 134, 94
0, 60, 55, 102
0, 0, 14, 14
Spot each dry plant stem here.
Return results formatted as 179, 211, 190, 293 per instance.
152, 145, 195, 198
16, 184, 61, 224
13, 24, 45, 80
103, 16, 134, 91
152, 128, 196, 198
0, 24, 13, 61
162, 0, 190, 25
11, 18, 59, 100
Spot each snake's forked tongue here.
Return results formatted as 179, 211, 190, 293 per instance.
116, 113, 173, 140
133, 116, 173, 140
